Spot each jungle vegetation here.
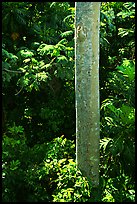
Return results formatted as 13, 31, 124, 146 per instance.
2, 2, 135, 202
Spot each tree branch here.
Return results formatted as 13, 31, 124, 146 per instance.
3, 68, 23, 74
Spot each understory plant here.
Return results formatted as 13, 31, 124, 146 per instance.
100, 59, 135, 202
2, 129, 92, 202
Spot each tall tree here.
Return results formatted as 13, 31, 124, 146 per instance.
75, 2, 101, 187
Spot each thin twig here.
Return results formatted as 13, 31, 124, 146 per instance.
3, 68, 23, 74
15, 87, 23, 95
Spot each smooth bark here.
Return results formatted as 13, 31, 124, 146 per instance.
75, 2, 100, 187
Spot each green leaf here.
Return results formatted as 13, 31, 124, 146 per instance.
105, 117, 114, 126
18, 49, 34, 58
37, 44, 55, 56
119, 105, 135, 125
117, 59, 135, 81
57, 39, 68, 45
10, 160, 20, 171
57, 55, 68, 63
60, 30, 73, 37
100, 137, 112, 150
36, 72, 48, 81
23, 58, 31, 63
118, 28, 134, 37
58, 158, 67, 165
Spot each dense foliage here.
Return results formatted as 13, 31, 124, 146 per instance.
2, 2, 135, 202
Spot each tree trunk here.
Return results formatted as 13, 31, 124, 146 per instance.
75, 2, 100, 187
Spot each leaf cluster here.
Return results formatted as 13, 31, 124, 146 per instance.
2, 129, 91, 202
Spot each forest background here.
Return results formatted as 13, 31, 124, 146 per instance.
2, 2, 135, 202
